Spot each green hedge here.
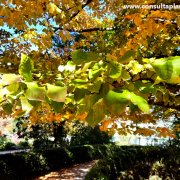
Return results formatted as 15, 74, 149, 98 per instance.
0, 145, 179, 180
38, 148, 73, 170
85, 146, 180, 180
0, 145, 102, 180
0, 152, 48, 180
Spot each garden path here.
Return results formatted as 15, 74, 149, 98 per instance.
35, 160, 97, 180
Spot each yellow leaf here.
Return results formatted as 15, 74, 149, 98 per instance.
134, 15, 142, 26
106, 54, 117, 61
47, 3, 61, 15
63, 112, 74, 119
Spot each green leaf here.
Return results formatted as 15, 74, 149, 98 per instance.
119, 50, 135, 63
28, 100, 41, 107
99, 83, 109, 97
25, 82, 45, 101
72, 79, 88, 89
150, 58, 172, 80
6, 87, 24, 100
89, 68, 102, 79
1, 74, 21, 85
105, 90, 130, 104
134, 81, 156, 94
50, 100, 64, 113
19, 53, 34, 82
150, 56, 180, 84
129, 103, 139, 113
104, 90, 150, 114
140, 85, 156, 94
89, 78, 103, 93
128, 61, 143, 74
130, 92, 150, 113
104, 90, 130, 115
65, 96, 74, 105
2, 101, 13, 114
169, 56, 180, 84
82, 62, 93, 72
121, 69, 130, 80
137, 49, 143, 63
108, 61, 122, 79
74, 88, 89, 101
124, 82, 134, 91
72, 50, 99, 65
79, 94, 100, 113
65, 61, 76, 71
46, 84, 67, 102
86, 99, 106, 126
6, 83, 19, 93
20, 96, 33, 113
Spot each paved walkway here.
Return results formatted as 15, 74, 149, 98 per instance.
35, 160, 97, 180
0, 149, 30, 155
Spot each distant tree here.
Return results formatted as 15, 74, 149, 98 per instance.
69, 122, 112, 146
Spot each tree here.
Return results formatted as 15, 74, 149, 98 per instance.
69, 121, 112, 146
15, 117, 70, 148
0, 0, 179, 138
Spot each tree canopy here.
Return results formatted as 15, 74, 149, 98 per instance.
0, 0, 179, 137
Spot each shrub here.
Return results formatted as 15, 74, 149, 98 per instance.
69, 145, 94, 163
4, 142, 18, 150
0, 152, 48, 180
0, 136, 7, 150
85, 160, 114, 180
39, 148, 73, 170
18, 141, 30, 149
69, 123, 113, 146
85, 146, 180, 180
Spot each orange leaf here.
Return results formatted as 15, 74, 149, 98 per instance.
54, 114, 62, 122
134, 15, 142, 26
76, 112, 87, 121
12, 109, 26, 117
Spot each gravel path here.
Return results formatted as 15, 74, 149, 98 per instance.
35, 160, 97, 180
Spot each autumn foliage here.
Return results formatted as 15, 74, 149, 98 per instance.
0, 0, 179, 137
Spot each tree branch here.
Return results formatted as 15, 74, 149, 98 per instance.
54, 15, 179, 33
70, 0, 93, 20
148, 99, 180, 111
54, 26, 118, 33
153, 18, 177, 25
54, 0, 94, 33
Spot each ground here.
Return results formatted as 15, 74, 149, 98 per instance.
35, 160, 97, 180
